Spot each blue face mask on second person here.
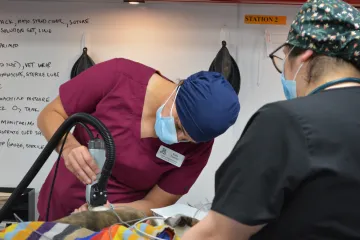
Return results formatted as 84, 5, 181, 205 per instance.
155, 86, 181, 145
281, 73, 297, 100
280, 47, 303, 100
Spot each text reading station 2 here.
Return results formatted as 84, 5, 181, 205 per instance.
244, 15, 287, 25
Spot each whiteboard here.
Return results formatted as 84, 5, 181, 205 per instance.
0, 7, 96, 190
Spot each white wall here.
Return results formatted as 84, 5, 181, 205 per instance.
0, 0, 300, 215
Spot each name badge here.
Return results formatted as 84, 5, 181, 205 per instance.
156, 145, 185, 167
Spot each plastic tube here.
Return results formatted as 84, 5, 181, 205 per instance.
0, 112, 115, 222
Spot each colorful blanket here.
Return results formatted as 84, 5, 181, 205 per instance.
0, 221, 180, 240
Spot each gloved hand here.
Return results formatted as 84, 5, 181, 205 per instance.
62, 144, 100, 184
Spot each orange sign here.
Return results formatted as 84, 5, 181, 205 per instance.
244, 15, 287, 25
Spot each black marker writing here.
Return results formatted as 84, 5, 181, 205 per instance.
0, 61, 58, 80
0, 28, 25, 34
0, 18, 90, 36
24, 107, 39, 112
0, 43, 19, 49
10, 105, 40, 113
0, 119, 35, 126
0, 129, 19, 135
0, 61, 52, 70
0, 138, 45, 150
0, 19, 14, 25
0, 129, 42, 136
69, 18, 90, 25
0, 96, 50, 103
0, 72, 23, 78
0, 72, 60, 78
7, 138, 24, 149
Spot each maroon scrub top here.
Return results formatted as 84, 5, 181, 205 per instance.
37, 58, 214, 221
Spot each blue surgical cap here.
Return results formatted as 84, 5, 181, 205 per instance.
176, 71, 240, 142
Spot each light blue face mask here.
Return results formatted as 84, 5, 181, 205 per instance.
155, 86, 181, 145
281, 73, 297, 100
281, 47, 303, 100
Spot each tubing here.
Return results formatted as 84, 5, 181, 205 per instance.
0, 112, 115, 222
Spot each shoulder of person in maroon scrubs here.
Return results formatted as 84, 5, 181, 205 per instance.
37, 58, 214, 221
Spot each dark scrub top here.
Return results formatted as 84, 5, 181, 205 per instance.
212, 87, 360, 239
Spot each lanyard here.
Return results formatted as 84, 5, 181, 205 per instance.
309, 77, 360, 95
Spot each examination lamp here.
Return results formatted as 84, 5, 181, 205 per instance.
0, 113, 116, 222
124, 0, 145, 4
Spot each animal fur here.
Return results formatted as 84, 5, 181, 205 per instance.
55, 209, 199, 233
55, 208, 156, 232
164, 214, 199, 228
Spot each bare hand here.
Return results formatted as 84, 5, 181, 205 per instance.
63, 145, 100, 184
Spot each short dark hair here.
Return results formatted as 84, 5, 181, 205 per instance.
286, 44, 356, 83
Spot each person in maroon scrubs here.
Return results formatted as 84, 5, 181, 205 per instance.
36, 58, 240, 221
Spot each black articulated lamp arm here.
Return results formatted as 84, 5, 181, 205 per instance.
0, 113, 115, 222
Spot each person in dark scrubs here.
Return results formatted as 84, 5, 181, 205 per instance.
37, 58, 240, 221
182, 0, 360, 239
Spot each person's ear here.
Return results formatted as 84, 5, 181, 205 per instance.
299, 50, 314, 63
